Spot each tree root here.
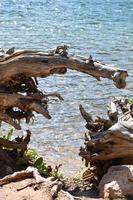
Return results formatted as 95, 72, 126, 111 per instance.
79, 97, 133, 186
0, 130, 31, 150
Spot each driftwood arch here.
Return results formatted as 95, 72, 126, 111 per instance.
0, 45, 128, 130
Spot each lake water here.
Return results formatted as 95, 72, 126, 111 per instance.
0, 0, 133, 176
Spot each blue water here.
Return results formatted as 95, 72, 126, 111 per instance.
0, 0, 133, 176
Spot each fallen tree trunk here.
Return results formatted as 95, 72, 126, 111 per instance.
79, 97, 133, 185
0, 46, 128, 129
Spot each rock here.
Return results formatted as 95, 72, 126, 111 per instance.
98, 165, 133, 199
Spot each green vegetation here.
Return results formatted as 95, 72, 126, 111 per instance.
24, 148, 63, 178
128, 99, 133, 104
73, 165, 87, 182
1, 129, 63, 179
2, 128, 14, 140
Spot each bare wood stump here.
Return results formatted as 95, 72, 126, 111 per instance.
79, 97, 133, 186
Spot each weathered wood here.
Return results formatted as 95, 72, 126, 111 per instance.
79, 97, 133, 186
0, 46, 128, 129
0, 48, 128, 88
0, 137, 27, 149
0, 130, 31, 150
0, 167, 33, 186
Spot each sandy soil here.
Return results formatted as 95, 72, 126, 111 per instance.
0, 177, 103, 200
0, 154, 103, 200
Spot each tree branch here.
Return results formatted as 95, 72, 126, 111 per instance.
0, 47, 128, 88
0, 46, 128, 129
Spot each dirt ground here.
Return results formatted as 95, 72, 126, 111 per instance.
0, 177, 104, 200
0, 158, 104, 200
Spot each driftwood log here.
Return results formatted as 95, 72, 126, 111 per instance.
0, 45, 128, 130
79, 97, 133, 186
